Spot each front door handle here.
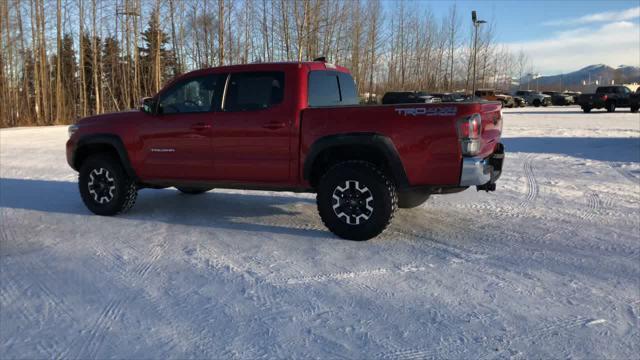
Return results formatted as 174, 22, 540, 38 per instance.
191, 122, 211, 131
263, 122, 286, 130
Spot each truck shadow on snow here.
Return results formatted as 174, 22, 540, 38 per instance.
503, 137, 640, 163
0, 178, 333, 239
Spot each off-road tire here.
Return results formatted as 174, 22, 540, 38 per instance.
398, 191, 430, 209
582, 107, 591, 113
176, 187, 213, 195
316, 161, 397, 241
79, 154, 137, 216
533, 99, 541, 107
606, 101, 616, 112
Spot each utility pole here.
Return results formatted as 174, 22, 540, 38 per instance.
471, 11, 486, 99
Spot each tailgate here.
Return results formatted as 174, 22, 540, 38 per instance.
478, 102, 503, 158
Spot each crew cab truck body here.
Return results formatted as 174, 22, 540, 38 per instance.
578, 86, 634, 113
67, 61, 504, 240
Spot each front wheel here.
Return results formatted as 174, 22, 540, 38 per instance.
176, 186, 213, 195
582, 107, 591, 113
533, 99, 541, 107
79, 154, 137, 215
631, 106, 639, 113
316, 161, 397, 241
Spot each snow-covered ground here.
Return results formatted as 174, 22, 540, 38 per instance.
1, 106, 639, 359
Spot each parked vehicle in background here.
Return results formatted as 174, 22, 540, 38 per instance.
475, 89, 515, 108
542, 91, 574, 106
381, 91, 440, 104
577, 86, 634, 113
514, 90, 551, 107
428, 93, 468, 103
563, 91, 581, 104
66, 60, 505, 241
513, 96, 527, 107
629, 88, 639, 113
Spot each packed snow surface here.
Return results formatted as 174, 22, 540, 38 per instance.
1, 106, 639, 359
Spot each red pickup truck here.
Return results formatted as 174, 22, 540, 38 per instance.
66, 61, 504, 240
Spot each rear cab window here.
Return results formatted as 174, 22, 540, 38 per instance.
308, 70, 358, 107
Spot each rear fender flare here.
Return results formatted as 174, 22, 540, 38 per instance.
303, 133, 409, 189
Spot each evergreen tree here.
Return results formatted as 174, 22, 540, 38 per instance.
139, 10, 176, 95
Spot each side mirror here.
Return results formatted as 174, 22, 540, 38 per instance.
141, 97, 155, 114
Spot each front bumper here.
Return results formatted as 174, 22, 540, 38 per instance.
459, 143, 504, 188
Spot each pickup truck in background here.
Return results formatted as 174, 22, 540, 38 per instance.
475, 89, 515, 108
577, 86, 635, 113
66, 60, 504, 240
542, 91, 574, 106
513, 90, 551, 107
381, 91, 441, 104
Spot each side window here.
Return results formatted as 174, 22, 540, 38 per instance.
308, 71, 340, 107
159, 74, 224, 114
337, 72, 358, 105
225, 72, 284, 112
308, 71, 359, 107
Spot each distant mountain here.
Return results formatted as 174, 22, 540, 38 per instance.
520, 64, 640, 91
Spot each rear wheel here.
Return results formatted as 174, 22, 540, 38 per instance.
582, 107, 591, 113
533, 99, 541, 107
79, 154, 137, 215
606, 101, 616, 112
176, 187, 212, 195
631, 106, 639, 113
316, 161, 397, 241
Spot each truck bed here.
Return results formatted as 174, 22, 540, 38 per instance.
300, 102, 502, 187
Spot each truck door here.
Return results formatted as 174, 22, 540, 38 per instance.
138, 73, 225, 180
211, 71, 292, 183
619, 87, 631, 107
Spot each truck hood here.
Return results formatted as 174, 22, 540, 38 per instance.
75, 110, 141, 127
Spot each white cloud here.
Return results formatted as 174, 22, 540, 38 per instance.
503, 21, 640, 74
543, 6, 640, 26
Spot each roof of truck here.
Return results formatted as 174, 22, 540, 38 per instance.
183, 61, 350, 77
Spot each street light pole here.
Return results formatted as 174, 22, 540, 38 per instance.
471, 11, 486, 100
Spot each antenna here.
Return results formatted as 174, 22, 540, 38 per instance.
472, 11, 477, 23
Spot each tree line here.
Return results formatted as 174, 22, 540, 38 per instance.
0, 0, 530, 127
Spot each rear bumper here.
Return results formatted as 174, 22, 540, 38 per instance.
460, 143, 504, 187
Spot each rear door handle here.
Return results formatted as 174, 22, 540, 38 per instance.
191, 122, 211, 131
262, 122, 286, 130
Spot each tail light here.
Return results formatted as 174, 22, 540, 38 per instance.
602, 95, 608, 101
457, 113, 482, 156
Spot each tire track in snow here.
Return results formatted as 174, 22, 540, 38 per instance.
61, 227, 171, 359
133, 235, 168, 279
511, 315, 593, 343
378, 348, 438, 360
69, 298, 125, 359
520, 155, 538, 208
582, 192, 602, 221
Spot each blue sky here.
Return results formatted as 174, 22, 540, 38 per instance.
384, 0, 640, 74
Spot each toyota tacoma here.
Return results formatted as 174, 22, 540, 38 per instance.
67, 60, 504, 240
